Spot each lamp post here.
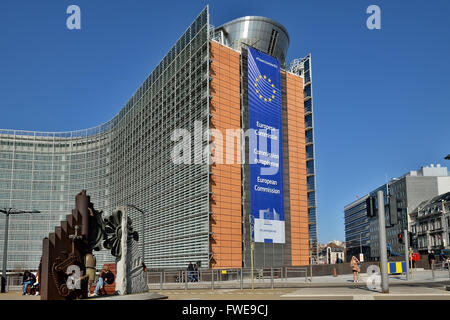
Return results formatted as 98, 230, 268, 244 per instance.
126, 204, 146, 265
309, 239, 313, 282
377, 191, 389, 293
360, 232, 362, 254
1, 208, 40, 293
248, 213, 254, 290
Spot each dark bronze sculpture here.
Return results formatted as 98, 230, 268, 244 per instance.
103, 209, 138, 260
40, 190, 106, 300
40, 191, 145, 299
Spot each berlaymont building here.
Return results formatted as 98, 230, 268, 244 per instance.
0, 6, 317, 271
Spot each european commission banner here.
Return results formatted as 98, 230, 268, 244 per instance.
248, 47, 285, 244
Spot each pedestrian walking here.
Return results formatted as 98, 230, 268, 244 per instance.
193, 263, 199, 282
187, 261, 194, 282
428, 250, 435, 269
412, 252, 420, 268
350, 256, 361, 283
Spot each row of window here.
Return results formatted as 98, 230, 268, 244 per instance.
417, 233, 449, 248
412, 217, 447, 233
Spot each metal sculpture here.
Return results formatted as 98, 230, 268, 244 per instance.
40, 191, 145, 299
40, 190, 106, 300
103, 209, 138, 260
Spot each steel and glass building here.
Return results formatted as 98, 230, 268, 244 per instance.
0, 6, 317, 270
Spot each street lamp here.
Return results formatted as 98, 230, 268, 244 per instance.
125, 204, 146, 265
360, 232, 362, 254
248, 213, 255, 290
1, 208, 40, 293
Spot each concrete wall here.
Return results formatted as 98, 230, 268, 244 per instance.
437, 177, 450, 195
406, 176, 440, 212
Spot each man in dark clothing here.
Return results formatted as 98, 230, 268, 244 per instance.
428, 251, 435, 269
102, 269, 115, 285
187, 262, 194, 282
22, 271, 36, 295
193, 263, 199, 282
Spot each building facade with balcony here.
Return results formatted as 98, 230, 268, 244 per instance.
410, 192, 450, 255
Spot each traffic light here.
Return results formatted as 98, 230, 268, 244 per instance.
398, 233, 403, 244
366, 196, 376, 217
389, 195, 398, 225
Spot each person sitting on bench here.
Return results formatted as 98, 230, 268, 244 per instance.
22, 271, 36, 295
91, 266, 114, 296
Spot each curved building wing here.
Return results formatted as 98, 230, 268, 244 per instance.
0, 8, 211, 270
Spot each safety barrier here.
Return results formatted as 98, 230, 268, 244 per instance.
146, 267, 308, 290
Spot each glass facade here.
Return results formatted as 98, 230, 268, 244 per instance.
287, 54, 318, 260
303, 56, 318, 259
0, 7, 211, 270
344, 197, 370, 261
345, 184, 388, 261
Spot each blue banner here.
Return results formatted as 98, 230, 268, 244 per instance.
248, 47, 285, 244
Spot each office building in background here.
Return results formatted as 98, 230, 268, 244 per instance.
345, 164, 450, 261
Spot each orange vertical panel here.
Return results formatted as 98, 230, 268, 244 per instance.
209, 42, 242, 269
286, 72, 309, 266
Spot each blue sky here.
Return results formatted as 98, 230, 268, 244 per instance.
1, 1, 449, 243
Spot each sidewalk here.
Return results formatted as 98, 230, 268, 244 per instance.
0, 291, 167, 300
280, 285, 450, 300
302, 269, 450, 286
0, 292, 40, 300
155, 284, 450, 300
2, 270, 448, 300
147, 269, 450, 290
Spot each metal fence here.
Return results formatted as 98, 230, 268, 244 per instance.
5, 274, 23, 292
430, 261, 450, 280
146, 267, 308, 290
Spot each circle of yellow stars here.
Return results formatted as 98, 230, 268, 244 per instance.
254, 75, 276, 102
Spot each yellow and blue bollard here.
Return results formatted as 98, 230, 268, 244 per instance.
387, 261, 407, 274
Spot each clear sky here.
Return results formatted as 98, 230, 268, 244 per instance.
1, 1, 449, 244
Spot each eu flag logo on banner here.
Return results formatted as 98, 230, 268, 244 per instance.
253, 75, 277, 102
